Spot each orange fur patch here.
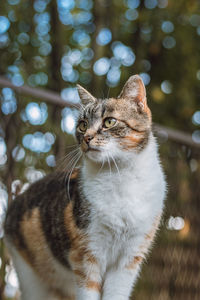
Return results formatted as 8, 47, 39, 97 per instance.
125, 256, 143, 270
145, 215, 161, 241
86, 280, 101, 292
121, 134, 144, 150
86, 254, 98, 264
74, 269, 86, 279
70, 168, 79, 179
124, 135, 143, 144
19, 208, 75, 299
20, 208, 50, 267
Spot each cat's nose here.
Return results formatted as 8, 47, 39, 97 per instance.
84, 135, 94, 144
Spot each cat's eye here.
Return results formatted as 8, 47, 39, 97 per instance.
78, 120, 88, 132
103, 118, 117, 129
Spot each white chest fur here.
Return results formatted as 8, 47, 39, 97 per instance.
81, 136, 166, 267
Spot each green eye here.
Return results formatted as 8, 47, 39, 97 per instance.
78, 120, 88, 132
104, 118, 117, 128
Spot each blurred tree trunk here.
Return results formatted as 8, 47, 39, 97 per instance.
49, 1, 66, 161
90, 0, 111, 97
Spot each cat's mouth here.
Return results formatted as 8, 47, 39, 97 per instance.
81, 141, 101, 153
85, 145, 103, 162
87, 146, 100, 152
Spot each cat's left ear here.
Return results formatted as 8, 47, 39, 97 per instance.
77, 84, 96, 106
118, 75, 147, 111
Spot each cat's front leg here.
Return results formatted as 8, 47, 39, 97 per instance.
69, 250, 102, 300
74, 267, 102, 300
102, 261, 142, 300
102, 216, 161, 300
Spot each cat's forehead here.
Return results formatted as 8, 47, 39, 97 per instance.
104, 97, 138, 119
81, 97, 138, 120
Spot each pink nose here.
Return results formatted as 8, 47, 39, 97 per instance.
84, 135, 94, 144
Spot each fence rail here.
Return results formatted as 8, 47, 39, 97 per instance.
0, 76, 199, 150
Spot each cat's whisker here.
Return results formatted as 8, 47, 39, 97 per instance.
56, 147, 80, 165
97, 157, 105, 175
65, 153, 80, 199
106, 153, 112, 177
60, 149, 82, 186
110, 153, 121, 182
65, 150, 81, 176
56, 148, 81, 172
64, 144, 79, 149
66, 151, 82, 200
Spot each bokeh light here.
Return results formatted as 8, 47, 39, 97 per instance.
12, 145, 25, 161
93, 57, 110, 76
61, 108, 78, 134
167, 216, 185, 231
161, 80, 172, 94
161, 21, 174, 33
0, 16, 10, 34
192, 111, 200, 125
126, 0, 140, 9
192, 130, 200, 144
46, 155, 56, 167
25, 102, 48, 125
96, 28, 112, 46
1, 88, 17, 115
196, 70, 200, 80
24, 166, 45, 183
162, 36, 176, 49
61, 87, 80, 103
125, 9, 138, 21
144, 0, 157, 9
157, 0, 168, 8
111, 41, 135, 66
73, 30, 91, 46
139, 73, 151, 85
107, 67, 121, 87
22, 132, 55, 153
0, 33, 10, 48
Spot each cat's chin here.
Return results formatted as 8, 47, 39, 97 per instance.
85, 149, 104, 162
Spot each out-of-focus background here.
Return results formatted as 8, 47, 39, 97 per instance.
0, 0, 200, 299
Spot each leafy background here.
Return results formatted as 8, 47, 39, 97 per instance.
0, 0, 200, 299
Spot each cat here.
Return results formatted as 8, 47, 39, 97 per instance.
4, 74, 166, 300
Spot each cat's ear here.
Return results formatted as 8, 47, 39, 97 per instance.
77, 84, 96, 106
118, 75, 147, 110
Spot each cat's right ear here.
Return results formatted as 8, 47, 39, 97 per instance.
77, 84, 96, 106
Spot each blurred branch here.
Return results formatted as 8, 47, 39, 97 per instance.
153, 124, 200, 150
0, 77, 80, 109
0, 76, 200, 150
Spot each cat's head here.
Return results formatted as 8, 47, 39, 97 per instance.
76, 75, 152, 162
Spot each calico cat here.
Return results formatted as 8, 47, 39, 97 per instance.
4, 75, 166, 300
